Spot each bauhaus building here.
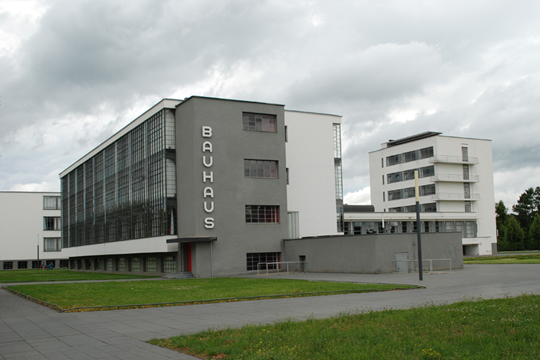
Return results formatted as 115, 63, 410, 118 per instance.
59, 96, 343, 277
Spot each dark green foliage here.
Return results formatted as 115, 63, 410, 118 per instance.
512, 187, 540, 233
529, 214, 540, 251
503, 217, 525, 251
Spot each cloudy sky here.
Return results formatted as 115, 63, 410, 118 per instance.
1, 0, 539, 209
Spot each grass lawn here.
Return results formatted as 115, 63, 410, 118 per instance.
464, 253, 540, 264
0, 269, 159, 283
6, 278, 417, 311
150, 294, 540, 360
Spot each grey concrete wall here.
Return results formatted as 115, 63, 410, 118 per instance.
176, 97, 289, 277
283, 232, 463, 274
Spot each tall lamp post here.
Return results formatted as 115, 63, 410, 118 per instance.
415, 170, 423, 281
36, 234, 40, 265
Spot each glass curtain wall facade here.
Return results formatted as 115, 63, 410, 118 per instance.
61, 110, 177, 248
333, 124, 344, 232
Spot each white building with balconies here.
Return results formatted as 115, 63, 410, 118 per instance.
361, 132, 496, 255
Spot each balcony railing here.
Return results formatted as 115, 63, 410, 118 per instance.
431, 193, 480, 201
430, 174, 480, 182
430, 155, 479, 164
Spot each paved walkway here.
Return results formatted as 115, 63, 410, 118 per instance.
1, 264, 539, 359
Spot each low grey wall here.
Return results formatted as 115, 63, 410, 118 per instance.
283, 232, 463, 274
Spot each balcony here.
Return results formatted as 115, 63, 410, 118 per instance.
430, 174, 479, 183
431, 193, 480, 201
430, 155, 478, 165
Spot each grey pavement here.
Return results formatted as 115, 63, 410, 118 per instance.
1, 264, 540, 359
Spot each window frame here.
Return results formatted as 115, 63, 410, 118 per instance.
242, 113, 277, 133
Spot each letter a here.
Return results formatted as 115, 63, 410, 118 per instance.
203, 187, 214, 198
202, 141, 213, 153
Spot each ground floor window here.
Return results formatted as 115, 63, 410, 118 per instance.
3, 262, 13, 270
60, 260, 69, 268
163, 256, 176, 273
105, 258, 113, 271
32, 261, 40, 269
130, 258, 140, 272
117, 258, 125, 271
246, 252, 280, 271
18, 261, 28, 269
145, 257, 156, 272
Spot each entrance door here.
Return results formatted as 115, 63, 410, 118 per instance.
181, 243, 192, 272
394, 252, 409, 273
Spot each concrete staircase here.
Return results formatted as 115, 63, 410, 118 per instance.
162, 272, 195, 279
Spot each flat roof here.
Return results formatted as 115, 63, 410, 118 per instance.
385, 131, 441, 147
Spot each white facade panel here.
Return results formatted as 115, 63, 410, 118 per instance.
0, 192, 66, 265
60, 236, 178, 257
285, 110, 342, 237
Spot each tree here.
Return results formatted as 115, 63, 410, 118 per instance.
495, 200, 508, 243
504, 217, 525, 251
529, 214, 540, 251
512, 187, 540, 233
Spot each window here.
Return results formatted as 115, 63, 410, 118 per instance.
44, 196, 61, 210
18, 261, 28, 269
404, 205, 417, 212
422, 203, 437, 212
388, 190, 402, 201
32, 261, 40, 269
389, 207, 402, 212
383, 192, 385, 202
245, 205, 280, 223
247, 252, 280, 271
243, 113, 276, 132
333, 124, 342, 158
353, 222, 362, 235
244, 160, 278, 178
403, 187, 416, 199
403, 150, 417, 163
284, 126, 288, 142
403, 170, 416, 181
462, 146, 469, 162
382, 175, 384, 185
424, 222, 430, 233
419, 147, 434, 159
130, 258, 140, 272
44, 237, 61, 251
163, 256, 176, 273
386, 154, 401, 166
106, 258, 113, 270
43, 217, 61, 230
465, 201, 472, 213
117, 258, 125, 271
420, 166, 435, 178
402, 222, 408, 233
463, 165, 469, 180
387, 172, 402, 184
145, 257, 156, 272
60, 260, 69, 268
3, 261, 13, 270
420, 184, 436, 196
464, 183, 471, 199
464, 221, 477, 238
